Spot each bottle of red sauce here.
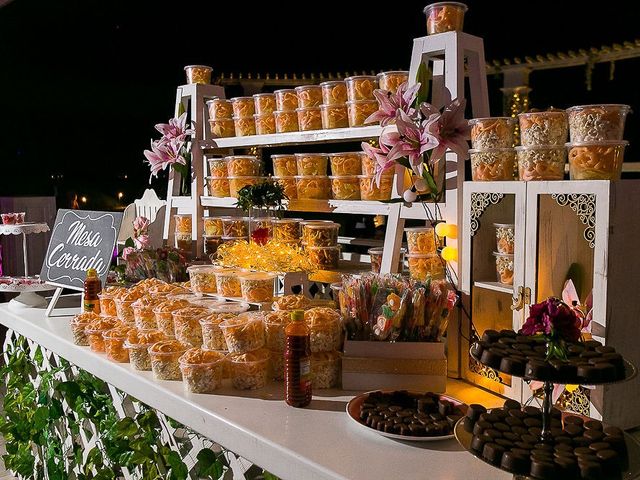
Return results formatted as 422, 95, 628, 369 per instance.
284, 309, 312, 407
83, 268, 102, 314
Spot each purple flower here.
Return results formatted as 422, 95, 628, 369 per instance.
520, 297, 581, 343
385, 111, 438, 176
365, 82, 420, 126
425, 95, 471, 162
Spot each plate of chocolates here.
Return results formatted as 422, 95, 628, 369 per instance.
346, 390, 468, 441
455, 398, 639, 479
470, 330, 635, 384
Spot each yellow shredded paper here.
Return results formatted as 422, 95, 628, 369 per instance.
216, 240, 317, 273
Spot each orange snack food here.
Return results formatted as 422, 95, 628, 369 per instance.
153, 299, 191, 337
254, 113, 276, 135
274, 110, 299, 133
345, 76, 377, 101
494, 252, 514, 285
567, 104, 630, 142
200, 312, 237, 351
274, 89, 299, 111
567, 141, 627, 180
229, 348, 270, 390
209, 118, 235, 138
219, 312, 265, 353
103, 325, 135, 363
469, 148, 517, 181
295, 176, 331, 200
405, 227, 437, 255
205, 176, 230, 197
469, 117, 517, 149
272, 218, 302, 242
113, 289, 144, 324
362, 152, 393, 177
304, 307, 342, 352
184, 65, 212, 85
377, 71, 409, 93
423, 2, 467, 34
208, 158, 228, 178
132, 295, 163, 330
518, 111, 568, 146
295, 153, 328, 176
230, 96, 255, 118
302, 221, 339, 246
228, 176, 262, 198
358, 175, 393, 200
174, 214, 192, 234
320, 81, 348, 105
173, 306, 211, 347
214, 269, 243, 298
271, 154, 298, 176
225, 157, 260, 178
233, 117, 256, 137
308, 246, 340, 269
295, 85, 323, 108
203, 218, 223, 240
70, 312, 101, 346
329, 176, 361, 200
179, 348, 226, 393
85, 316, 119, 353
347, 100, 379, 127
220, 216, 248, 237
515, 146, 566, 181
239, 272, 276, 303
272, 176, 298, 199
297, 107, 323, 131
98, 286, 122, 318
406, 253, 446, 281
494, 223, 515, 255
253, 93, 277, 115
328, 152, 362, 176
320, 104, 349, 129
149, 340, 189, 380
124, 329, 166, 371
206, 98, 233, 120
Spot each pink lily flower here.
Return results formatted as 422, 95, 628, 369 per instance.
144, 139, 187, 180
134, 234, 150, 250
425, 96, 471, 162
155, 112, 195, 144
133, 216, 150, 235
122, 246, 135, 261
365, 82, 421, 126
361, 141, 396, 187
385, 110, 438, 176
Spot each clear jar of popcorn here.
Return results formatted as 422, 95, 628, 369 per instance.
253, 93, 277, 115
214, 269, 243, 298
219, 312, 265, 353
233, 117, 256, 137
469, 117, 517, 149
295, 176, 331, 200
319, 81, 347, 105
272, 218, 303, 243
304, 308, 342, 352
311, 351, 341, 389
518, 110, 568, 147
328, 152, 363, 176
269, 349, 285, 381
103, 325, 135, 363
124, 330, 166, 371
131, 296, 162, 330
470, 148, 517, 181
209, 118, 235, 138
423, 2, 468, 34
297, 107, 323, 131
84, 317, 119, 353
184, 65, 212, 85
179, 348, 226, 393
271, 154, 297, 176
515, 145, 566, 181
203, 217, 224, 237
220, 216, 249, 237
229, 348, 270, 390
347, 101, 379, 127
566, 104, 630, 142
377, 71, 409, 93
98, 286, 123, 317
114, 290, 143, 325
295, 153, 328, 176
149, 340, 189, 381
153, 299, 192, 337
205, 176, 230, 197
345, 75, 378, 101
406, 253, 446, 281
254, 113, 276, 135
230, 96, 256, 118
70, 312, 100, 346
206, 98, 233, 120
405, 226, 438, 255
302, 222, 339, 247
200, 312, 237, 351
308, 246, 340, 269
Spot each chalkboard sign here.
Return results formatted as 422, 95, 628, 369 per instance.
40, 209, 123, 291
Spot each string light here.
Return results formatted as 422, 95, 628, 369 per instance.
501, 86, 530, 144
435, 222, 457, 239
215, 240, 316, 273
440, 246, 458, 262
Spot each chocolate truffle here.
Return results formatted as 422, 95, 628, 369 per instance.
482, 442, 506, 464
584, 429, 605, 442
500, 450, 530, 474
589, 442, 611, 452
470, 434, 492, 452
596, 449, 620, 467
564, 415, 584, 427
505, 416, 524, 427
530, 458, 556, 479
595, 345, 615, 354
446, 414, 462, 429
495, 438, 514, 449
573, 436, 591, 448
583, 340, 602, 350
484, 429, 503, 440
577, 364, 601, 382
499, 356, 526, 376
494, 422, 510, 433
595, 362, 617, 382
603, 426, 623, 437
500, 329, 517, 338
524, 417, 542, 428
462, 416, 475, 433
579, 461, 603, 479
584, 420, 603, 431
554, 456, 578, 477
523, 406, 541, 417
481, 330, 500, 343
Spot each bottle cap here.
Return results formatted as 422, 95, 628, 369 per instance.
291, 310, 304, 322
86, 268, 98, 277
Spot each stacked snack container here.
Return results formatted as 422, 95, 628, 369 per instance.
493, 223, 514, 286
206, 157, 230, 198
271, 154, 298, 199
225, 155, 264, 198
207, 98, 235, 138
253, 93, 277, 135
273, 89, 299, 133
230, 97, 256, 137
294, 153, 331, 200
345, 76, 379, 127
319, 80, 349, 129
295, 85, 323, 131
468, 117, 517, 181
516, 110, 568, 181
405, 226, 445, 281
305, 308, 342, 388
303, 221, 340, 269
328, 152, 362, 200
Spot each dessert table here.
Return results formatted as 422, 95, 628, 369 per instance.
0, 301, 509, 480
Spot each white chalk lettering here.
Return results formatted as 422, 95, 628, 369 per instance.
66, 221, 103, 248
47, 243, 107, 275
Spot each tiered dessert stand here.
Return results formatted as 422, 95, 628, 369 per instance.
454, 340, 640, 479
0, 222, 54, 309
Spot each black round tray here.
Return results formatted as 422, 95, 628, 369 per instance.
454, 417, 640, 480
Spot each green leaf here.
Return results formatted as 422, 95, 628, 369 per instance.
56, 381, 82, 400
33, 406, 50, 430
177, 102, 186, 117
93, 467, 117, 480
263, 471, 281, 480
124, 237, 135, 248
415, 62, 432, 106
166, 451, 188, 480
49, 398, 63, 420
422, 169, 439, 195
197, 448, 224, 478
115, 417, 137, 437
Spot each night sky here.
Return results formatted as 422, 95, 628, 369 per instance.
1, 0, 638, 208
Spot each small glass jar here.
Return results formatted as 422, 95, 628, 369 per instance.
233, 117, 256, 137
187, 265, 219, 296
295, 85, 323, 108
296, 107, 323, 131
320, 104, 349, 129
274, 89, 299, 111
219, 312, 265, 353
272, 176, 298, 199
274, 110, 299, 133
567, 104, 630, 142
320, 81, 348, 105
205, 176, 230, 197
230, 96, 256, 118
203, 217, 224, 236
518, 111, 568, 147
295, 153, 328, 176
295, 176, 331, 200
229, 348, 270, 390
347, 100, 379, 127
304, 308, 342, 352
311, 351, 341, 388
494, 252, 514, 285
209, 118, 235, 138
406, 253, 446, 281
184, 65, 212, 84
329, 176, 361, 200
253, 93, 277, 115
515, 146, 566, 181
345, 76, 378, 101
239, 272, 276, 303
423, 2, 468, 34
220, 216, 248, 237
567, 141, 627, 180
103, 326, 134, 363
206, 98, 233, 120
469, 117, 517, 149
271, 154, 298, 177
172, 306, 211, 347
469, 148, 517, 181
124, 330, 166, 371
377, 71, 409, 93
302, 222, 339, 246
254, 113, 276, 135
179, 349, 226, 393
358, 175, 393, 200
494, 223, 515, 255
228, 176, 262, 198
328, 152, 363, 176
174, 214, 192, 233
308, 246, 341, 269
214, 269, 243, 297
272, 218, 303, 242
149, 340, 189, 381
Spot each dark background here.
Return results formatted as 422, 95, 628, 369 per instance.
1, 0, 638, 209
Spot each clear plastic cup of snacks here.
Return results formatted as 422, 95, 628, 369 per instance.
311, 351, 341, 389
518, 110, 568, 147
206, 98, 233, 120
203, 235, 222, 257
174, 214, 192, 233
377, 71, 410, 93
253, 93, 277, 115
203, 217, 224, 236
358, 175, 393, 200
345, 75, 378, 101
228, 177, 262, 198
424, 2, 468, 34
347, 100, 379, 127
175, 232, 192, 252
295, 85, 323, 108
187, 265, 219, 296
239, 272, 276, 303
406, 253, 446, 281
229, 348, 270, 390
305, 308, 342, 352
254, 113, 276, 135
515, 146, 566, 181
250, 217, 273, 239
233, 117, 256, 137
114, 290, 143, 324
269, 349, 285, 381
220, 216, 248, 237
295, 176, 331, 200
274, 89, 299, 111
567, 104, 630, 142
329, 176, 361, 200
469, 148, 517, 181
272, 218, 303, 242
405, 227, 437, 254
320, 81, 348, 105
149, 340, 190, 381
179, 348, 226, 393
494, 252, 514, 285
328, 152, 363, 176
302, 222, 339, 246
297, 107, 323, 131
368, 247, 406, 274
226, 154, 262, 176
85, 317, 119, 353
567, 141, 628, 180
295, 153, 328, 176
209, 118, 235, 138
320, 104, 349, 129
98, 287, 122, 317
208, 158, 228, 178
362, 152, 394, 177
103, 325, 135, 363
200, 312, 238, 351
271, 154, 297, 176
274, 110, 299, 133
308, 246, 341, 269
70, 312, 101, 346
214, 268, 243, 297
132, 296, 163, 330
264, 310, 295, 351
172, 306, 211, 347
494, 223, 515, 255
153, 299, 192, 338
272, 176, 298, 199
272, 294, 311, 311
230, 96, 256, 118
219, 312, 265, 353
469, 117, 517, 149
184, 65, 212, 85
124, 330, 166, 371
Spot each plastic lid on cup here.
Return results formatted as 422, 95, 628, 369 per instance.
469, 148, 517, 154
493, 223, 514, 228
468, 117, 517, 125
423, 2, 468, 14
184, 65, 212, 70
564, 140, 629, 147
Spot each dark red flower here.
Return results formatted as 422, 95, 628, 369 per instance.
519, 297, 581, 342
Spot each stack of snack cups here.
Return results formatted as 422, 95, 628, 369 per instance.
124, 329, 166, 371
172, 306, 212, 347
70, 312, 100, 346
565, 104, 630, 180
345, 76, 379, 127
230, 97, 256, 137
305, 308, 342, 388
361, 150, 394, 199
319, 81, 349, 129
295, 85, 323, 131
294, 153, 330, 200
271, 154, 298, 199
206, 157, 230, 198
113, 289, 142, 325
272, 218, 303, 245
252, 93, 276, 135
303, 221, 340, 269
220, 312, 269, 390
377, 71, 409, 94
273, 89, 299, 133
264, 310, 292, 381
468, 117, 518, 181
207, 98, 234, 138
225, 155, 263, 198
202, 216, 223, 258
84, 316, 119, 353
131, 295, 163, 330
219, 216, 249, 245
328, 152, 362, 200
516, 110, 568, 181
405, 226, 445, 281
493, 223, 514, 286
174, 214, 192, 252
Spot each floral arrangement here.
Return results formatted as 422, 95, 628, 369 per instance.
362, 73, 470, 203
236, 181, 288, 245
143, 111, 194, 194
215, 240, 316, 273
